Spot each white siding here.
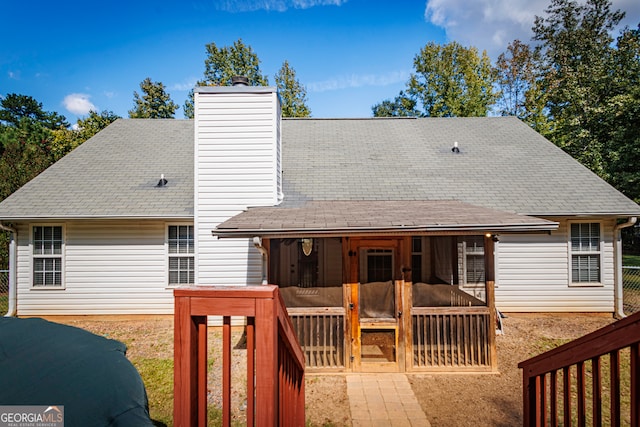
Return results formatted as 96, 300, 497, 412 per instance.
15, 220, 176, 315
496, 217, 616, 312
194, 89, 281, 286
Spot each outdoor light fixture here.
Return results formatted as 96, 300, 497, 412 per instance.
485, 233, 500, 242
301, 238, 313, 256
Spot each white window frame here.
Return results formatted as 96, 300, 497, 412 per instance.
458, 236, 485, 287
31, 224, 65, 289
568, 221, 603, 287
167, 224, 195, 286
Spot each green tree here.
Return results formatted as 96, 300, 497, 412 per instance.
373, 41, 497, 117
494, 40, 549, 133
0, 116, 56, 269
184, 39, 269, 118
0, 98, 117, 267
372, 91, 419, 117
275, 60, 311, 117
0, 93, 68, 130
129, 78, 178, 119
410, 41, 497, 117
532, 0, 626, 177
50, 110, 120, 161
0, 123, 52, 200
601, 25, 640, 202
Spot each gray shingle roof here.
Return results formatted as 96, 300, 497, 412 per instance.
0, 119, 194, 219
281, 117, 640, 216
214, 200, 559, 237
0, 116, 638, 220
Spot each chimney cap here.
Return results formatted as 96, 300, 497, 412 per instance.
231, 76, 249, 86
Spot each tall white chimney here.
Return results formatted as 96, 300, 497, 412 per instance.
194, 83, 282, 286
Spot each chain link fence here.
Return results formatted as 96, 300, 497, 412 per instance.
623, 266, 640, 315
0, 270, 7, 316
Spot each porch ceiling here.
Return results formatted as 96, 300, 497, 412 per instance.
213, 200, 558, 238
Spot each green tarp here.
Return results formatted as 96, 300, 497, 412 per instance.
0, 317, 155, 426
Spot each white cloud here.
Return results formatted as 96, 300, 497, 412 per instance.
308, 70, 410, 93
216, 0, 346, 12
63, 93, 96, 115
425, 0, 546, 58
424, 0, 640, 59
171, 78, 199, 92
8, 71, 19, 79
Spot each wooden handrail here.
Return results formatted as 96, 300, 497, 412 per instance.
275, 289, 306, 371
173, 285, 305, 427
519, 311, 640, 427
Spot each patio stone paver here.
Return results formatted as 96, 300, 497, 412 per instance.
346, 374, 431, 426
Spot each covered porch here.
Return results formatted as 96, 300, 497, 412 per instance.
214, 200, 558, 373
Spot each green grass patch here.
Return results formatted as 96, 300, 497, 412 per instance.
132, 357, 243, 427
622, 254, 640, 266
529, 337, 571, 357
0, 294, 7, 315
132, 358, 174, 426
529, 338, 632, 426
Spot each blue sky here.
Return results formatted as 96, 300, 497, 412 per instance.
2, 0, 638, 124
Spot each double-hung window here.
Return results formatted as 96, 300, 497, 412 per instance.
168, 225, 194, 285
570, 222, 601, 284
32, 225, 63, 287
461, 236, 485, 285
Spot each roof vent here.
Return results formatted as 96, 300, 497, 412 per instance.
231, 76, 249, 86
156, 174, 168, 187
451, 141, 460, 153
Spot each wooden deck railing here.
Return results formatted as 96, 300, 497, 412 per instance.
519, 311, 640, 427
174, 285, 305, 427
411, 307, 494, 371
287, 307, 346, 370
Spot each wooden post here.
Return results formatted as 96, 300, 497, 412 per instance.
631, 343, 639, 427
342, 237, 351, 285
342, 238, 353, 370
174, 295, 205, 427
343, 283, 352, 370
246, 317, 255, 427
350, 282, 361, 371
197, 317, 207, 424
400, 236, 412, 372
484, 235, 498, 371
403, 279, 413, 372
256, 296, 278, 426
394, 279, 404, 371
174, 286, 305, 426
222, 316, 232, 426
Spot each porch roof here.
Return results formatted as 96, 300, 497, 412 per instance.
213, 200, 558, 238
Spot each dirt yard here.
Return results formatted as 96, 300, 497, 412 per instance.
409, 313, 615, 426
55, 313, 615, 426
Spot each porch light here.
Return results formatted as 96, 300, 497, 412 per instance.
301, 238, 313, 256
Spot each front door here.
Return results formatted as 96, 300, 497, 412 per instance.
348, 238, 406, 372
